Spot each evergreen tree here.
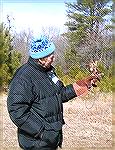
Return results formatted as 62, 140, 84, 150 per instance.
64, 0, 112, 68
0, 17, 21, 90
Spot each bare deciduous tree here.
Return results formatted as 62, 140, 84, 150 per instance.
13, 28, 33, 64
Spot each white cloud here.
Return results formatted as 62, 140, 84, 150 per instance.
2, 2, 67, 34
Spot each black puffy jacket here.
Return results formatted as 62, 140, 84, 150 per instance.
7, 57, 76, 149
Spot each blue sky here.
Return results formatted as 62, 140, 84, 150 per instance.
2, 0, 112, 35
1, 0, 75, 34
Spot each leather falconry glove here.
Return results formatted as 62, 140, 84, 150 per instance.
73, 76, 98, 97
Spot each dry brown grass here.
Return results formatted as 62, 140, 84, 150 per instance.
0, 92, 115, 150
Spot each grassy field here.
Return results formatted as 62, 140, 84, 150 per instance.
0, 92, 115, 150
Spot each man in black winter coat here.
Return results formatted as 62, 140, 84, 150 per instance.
7, 35, 97, 150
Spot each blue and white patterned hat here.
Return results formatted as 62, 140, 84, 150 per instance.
29, 35, 55, 59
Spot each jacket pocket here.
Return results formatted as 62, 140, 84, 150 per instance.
18, 133, 41, 149
41, 129, 60, 147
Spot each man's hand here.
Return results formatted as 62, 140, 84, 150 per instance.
73, 76, 98, 97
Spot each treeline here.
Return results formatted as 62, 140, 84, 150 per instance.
0, 18, 21, 91
0, 0, 114, 92
55, 0, 114, 92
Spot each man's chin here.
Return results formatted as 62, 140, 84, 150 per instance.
46, 65, 51, 69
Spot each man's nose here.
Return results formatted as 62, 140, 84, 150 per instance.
50, 54, 55, 60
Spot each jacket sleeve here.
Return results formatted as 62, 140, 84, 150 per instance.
56, 81, 77, 103
7, 77, 44, 138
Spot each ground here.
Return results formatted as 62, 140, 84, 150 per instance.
0, 91, 114, 150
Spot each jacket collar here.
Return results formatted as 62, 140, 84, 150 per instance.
27, 57, 54, 72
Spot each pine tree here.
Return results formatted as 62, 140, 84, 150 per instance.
0, 17, 21, 90
64, 0, 112, 67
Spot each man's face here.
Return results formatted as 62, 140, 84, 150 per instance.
44, 53, 55, 68
39, 53, 55, 68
